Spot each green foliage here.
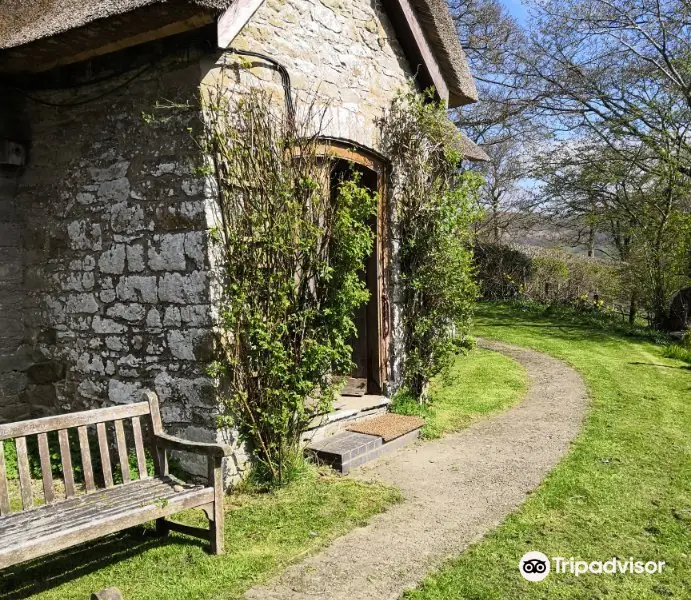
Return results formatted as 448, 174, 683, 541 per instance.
389, 387, 435, 426
538, 137, 691, 328
2, 439, 17, 480
629, 206, 691, 327
474, 243, 532, 299
113, 449, 159, 484
476, 243, 628, 313
239, 452, 314, 494
203, 89, 376, 485
662, 344, 691, 365
380, 87, 482, 397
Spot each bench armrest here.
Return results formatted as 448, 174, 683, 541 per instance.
154, 433, 233, 457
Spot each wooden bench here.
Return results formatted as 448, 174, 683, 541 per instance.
0, 392, 231, 570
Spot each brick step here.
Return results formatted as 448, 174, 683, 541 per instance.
306, 415, 423, 473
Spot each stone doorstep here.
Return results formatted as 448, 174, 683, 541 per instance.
302, 395, 391, 443
305, 395, 391, 430
301, 405, 389, 446
306, 427, 421, 474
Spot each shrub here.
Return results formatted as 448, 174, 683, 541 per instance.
203, 89, 376, 485
380, 88, 481, 398
2, 439, 17, 480
662, 344, 691, 364
474, 243, 531, 299
476, 243, 626, 310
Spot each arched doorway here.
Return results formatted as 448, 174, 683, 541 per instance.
317, 139, 390, 397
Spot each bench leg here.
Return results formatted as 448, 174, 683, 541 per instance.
156, 518, 170, 538
208, 456, 225, 555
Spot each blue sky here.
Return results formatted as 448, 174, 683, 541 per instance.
500, 0, 528, 25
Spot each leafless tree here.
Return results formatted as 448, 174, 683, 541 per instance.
450, 0, 547, 241
523, 0, 691, 179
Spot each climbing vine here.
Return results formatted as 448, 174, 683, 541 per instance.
202, 88, 376, 485
380, 88, 482, 398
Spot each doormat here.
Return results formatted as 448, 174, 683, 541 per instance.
346, 414, 424, 442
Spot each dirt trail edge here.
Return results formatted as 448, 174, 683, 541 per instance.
245, 339, 588, 600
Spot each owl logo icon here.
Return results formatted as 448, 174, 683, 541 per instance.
520, 551, 551, 581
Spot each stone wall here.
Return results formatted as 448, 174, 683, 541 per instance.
205, 0, 415, 391
0, 97, 31, 422
207, 0, 413, 152
6, 49, 245, 479
0, 167, 29, 422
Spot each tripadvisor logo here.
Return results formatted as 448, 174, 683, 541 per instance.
519, 551, 550, 582
519, 552, 666, 581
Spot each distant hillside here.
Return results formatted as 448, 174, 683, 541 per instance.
480, 211, 617, 260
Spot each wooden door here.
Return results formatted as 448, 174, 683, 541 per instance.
331, 161, 382, 396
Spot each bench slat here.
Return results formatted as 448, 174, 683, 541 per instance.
131, 417, 148, 480
15, 437, 33, 511
0, 484, 214, 571
78, 426, 95, 493
0, 479, 206, 539
37, 433, 54, 504
0, 402, 151, 441
147, 394, 167, 477
58, 429, 76, 498
114, 420, 130, 484
97, 423, 114, 488
0, 443, 10, 515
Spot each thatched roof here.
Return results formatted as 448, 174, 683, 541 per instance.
0, 1, 231, 50
410, 0, 478, 106
458, 132, 489, 162
0, 0, 478, 105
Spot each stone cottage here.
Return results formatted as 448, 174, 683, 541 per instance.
0, 0, 486, 481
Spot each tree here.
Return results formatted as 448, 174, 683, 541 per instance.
450, 0, 539, 142
523, 0, 691, 179
474, 138, 536, 243
537, 137, 691, 326
450, 0, 546, 243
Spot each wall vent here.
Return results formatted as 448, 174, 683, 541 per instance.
0, 139, 26, 166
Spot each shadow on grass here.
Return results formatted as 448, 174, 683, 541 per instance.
479, 320, 619, 345
476, 302, 669, 346
629, 361, 691, 371
0, 528, 204, 600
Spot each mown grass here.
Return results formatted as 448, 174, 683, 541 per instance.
391, 347, 528, 438
405, 302, 691, 600
0, 466, 400, 600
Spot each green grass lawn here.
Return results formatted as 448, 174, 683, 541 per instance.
392, 347, 528, 438
0, 467, 399, 600
405, 302, 691, 600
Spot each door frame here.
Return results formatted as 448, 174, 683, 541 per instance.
316, 138, 390, 394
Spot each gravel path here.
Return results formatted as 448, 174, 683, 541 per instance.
245, 340, 588, 600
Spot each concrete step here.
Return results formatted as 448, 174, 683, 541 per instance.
302, 395, 390, 444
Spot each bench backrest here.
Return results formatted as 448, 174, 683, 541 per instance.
0, 394, 163, 516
